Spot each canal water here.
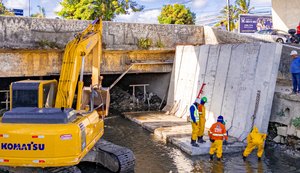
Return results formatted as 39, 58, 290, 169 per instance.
79, 115, 300, 173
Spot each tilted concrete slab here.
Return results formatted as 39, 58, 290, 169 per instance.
164, 43, 283, 140
124, 112, 246, 156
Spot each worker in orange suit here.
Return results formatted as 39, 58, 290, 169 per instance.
208, 115, 228, 161
197, 97, 207, 143
242, 126, 267, 161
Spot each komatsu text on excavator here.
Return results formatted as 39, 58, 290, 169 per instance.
0, 19, 134, 172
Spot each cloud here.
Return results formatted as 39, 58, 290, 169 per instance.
5, 0, 28, 9
192, 0, 208, 8
139, 0, 159, 2
115, 9, 160, 24
53, 3, 62, 12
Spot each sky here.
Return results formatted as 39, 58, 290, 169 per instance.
2, 0, 272, 25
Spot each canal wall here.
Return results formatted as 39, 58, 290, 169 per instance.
164, 43, 283, 140
0, 16, 204, 50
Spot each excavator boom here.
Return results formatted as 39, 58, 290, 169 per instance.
55, 19, 103, 110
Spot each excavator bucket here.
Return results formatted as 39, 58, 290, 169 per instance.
80, 87, 110, 117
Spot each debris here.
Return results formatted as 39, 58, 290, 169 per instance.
109, 86, 163, 113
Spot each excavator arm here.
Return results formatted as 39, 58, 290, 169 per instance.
55, 19, 103, 110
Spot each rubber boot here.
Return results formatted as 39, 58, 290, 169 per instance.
210, 154, 214, 161
191, 139, 199, 147
258, 157, 261, 161
197, 136, 206, 143
217, 157, 221, 161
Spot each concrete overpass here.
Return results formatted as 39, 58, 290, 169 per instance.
272, 0, 300, 31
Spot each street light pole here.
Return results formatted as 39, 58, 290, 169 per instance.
29, 0, 30, 16
227, 0, 230, 31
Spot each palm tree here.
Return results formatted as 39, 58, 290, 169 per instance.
216, 0, 254, 31
235, 0, 254, 14
217, 5, 238, 31
31, 5, 46, 18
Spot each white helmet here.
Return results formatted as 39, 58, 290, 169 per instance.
290, 50, 298, 56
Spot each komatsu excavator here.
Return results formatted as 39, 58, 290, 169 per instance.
0, 19, 134, 172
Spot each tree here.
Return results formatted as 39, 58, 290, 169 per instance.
0, 1, 14, 16
57, 0, 144, 21
158, 4, 195, 25
216, 0, 254, 31
235, 0, 254, 14
217, 5, 239, 31
31, 5, 46, 18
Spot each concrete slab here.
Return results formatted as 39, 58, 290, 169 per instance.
170, 136, 245, 156
165, 43, 283, 140
124, 112, 246, 156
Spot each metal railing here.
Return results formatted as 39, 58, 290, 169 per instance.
0, 90, 9, 110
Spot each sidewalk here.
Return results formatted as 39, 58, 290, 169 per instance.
124, 111, 246, 156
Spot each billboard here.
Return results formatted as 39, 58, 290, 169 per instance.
239, 14, 272, 33
13, 9, 24, 16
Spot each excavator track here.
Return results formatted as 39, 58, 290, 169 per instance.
88, 139, 135, 173
0, 166, 81, 173
0, 140, 135, 173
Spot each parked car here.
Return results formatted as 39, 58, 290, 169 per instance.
254, 29, 290, 43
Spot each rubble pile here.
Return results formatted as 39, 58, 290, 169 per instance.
109, 86, 164, 114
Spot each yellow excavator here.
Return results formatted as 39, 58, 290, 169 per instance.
0, 19, 134, 172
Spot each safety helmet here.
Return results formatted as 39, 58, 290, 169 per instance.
201, 97, 207, 103
217, 115, 224, 123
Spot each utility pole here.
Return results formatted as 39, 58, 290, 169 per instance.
29, 0, 30, 16
227, 0, 230, 31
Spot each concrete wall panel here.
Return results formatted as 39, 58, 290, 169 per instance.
165, 43, 282, 139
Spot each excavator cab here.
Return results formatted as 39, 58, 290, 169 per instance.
10, 80, 57, 109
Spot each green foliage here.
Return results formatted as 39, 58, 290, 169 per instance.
158, 4, 195, 25
137, 38, 152, 49
217, 0, 254, 31
0, 2, 14, 16
31, 5, 46, 18
155, 39, 164, 48
292, 117, 300, 128
37, 40, 61, 49
57, 0, 144, 21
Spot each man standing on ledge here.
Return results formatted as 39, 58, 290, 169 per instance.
189, 99, 200, 147
290, 50, 300, 94
208, 115, 228, 161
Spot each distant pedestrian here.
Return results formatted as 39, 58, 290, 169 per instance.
218, 21, 227, 31
208, 115, 228, 161
290, 50, 300, 94
242, 126, 266, 161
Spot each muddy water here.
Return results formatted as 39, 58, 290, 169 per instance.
79, 115, 300, 173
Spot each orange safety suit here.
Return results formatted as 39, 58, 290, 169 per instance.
197, 104, 206, 138
243, 126, 267, 158
208, 122, 228, 158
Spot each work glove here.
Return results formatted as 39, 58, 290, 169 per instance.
223, 140, 228, 145
194, 122, 198, 125
209, 138, 215, 143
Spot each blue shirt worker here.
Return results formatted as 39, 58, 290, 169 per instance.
190, 99, 200, 147
290, 50, 300, 94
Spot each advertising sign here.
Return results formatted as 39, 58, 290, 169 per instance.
13, 9, 24, 16
239, 14, 272, 33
